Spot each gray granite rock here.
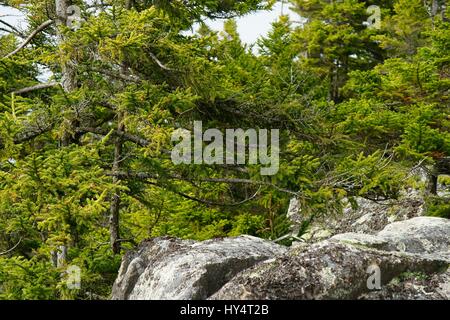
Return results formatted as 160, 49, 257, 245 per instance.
111, 235, 286, 300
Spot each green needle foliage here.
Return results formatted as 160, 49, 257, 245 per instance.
0, 0, 448, 299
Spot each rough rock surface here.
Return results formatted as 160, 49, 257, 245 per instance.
301, 195, 425, 242
360, 267, 450, 300
112, 216, 449, 300
301, 170, 449, 243
210, 240, 448, 300
211, 217, 450, 300
377, 217, 450, 261
111, 235, 286, 300
330, 217, 450, 262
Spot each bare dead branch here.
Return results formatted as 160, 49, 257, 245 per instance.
12, 81, 59, 94
0, 122, 54, 150
0, 237, 22, 256
3, 19, 54, 59
148, 51, 176, 72
0, 19, 25, 37
91, 67, 141, 83
0, 27, 23, 37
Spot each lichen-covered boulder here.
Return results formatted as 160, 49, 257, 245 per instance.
210, 217, 450, 300
376, 217, 450, 261
301, 195, 426, 242
209, 241, 448, 300
360, 267, 450, 300
111, 235, 286, 300
331, 217, 450, 261
112, 217, 450, 300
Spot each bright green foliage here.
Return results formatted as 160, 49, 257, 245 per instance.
426, 196, 450, 218
0, 0, 448, 299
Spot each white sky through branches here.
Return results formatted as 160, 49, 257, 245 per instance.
0, 1, 298, 80
0, 2, 298, 44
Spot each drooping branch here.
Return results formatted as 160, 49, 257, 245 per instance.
2, 20, 54, 59
127, 176, 262, 207
0, 124, 160, 152
186, 177, 298, 196
169, 186, 262, 207
105, 170, 298, 196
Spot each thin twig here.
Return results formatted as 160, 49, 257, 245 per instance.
107, 170, 299, 196
0, 237, 23, 256
0, 19, 25, 37
148, 51, 176, 72
3, 19, 54, 59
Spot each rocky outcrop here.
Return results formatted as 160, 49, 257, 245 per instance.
111, 235, 286, 300
112, 217, 450, 300
331, 217, 450, 261
301, 194, 426, 242
210, 241, 447, 300
359, 267, 450, 300
300, 169, 449, 243
211, 217, 450, 300
377, 217, 450, 260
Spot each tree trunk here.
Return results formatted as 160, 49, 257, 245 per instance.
109, 116, 124, 254
427, 173, 438, 195
57, 245, 68, 268
55, 0, 79, 146
51, 1, 78, 266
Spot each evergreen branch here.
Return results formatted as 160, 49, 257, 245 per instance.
2, 19, 54, 60
77, 127, 151, 148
